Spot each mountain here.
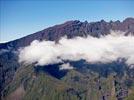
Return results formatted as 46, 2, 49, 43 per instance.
0, 18, 134, 100
0, 17, 134, 50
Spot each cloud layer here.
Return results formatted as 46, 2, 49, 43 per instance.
19, 31, 134, 68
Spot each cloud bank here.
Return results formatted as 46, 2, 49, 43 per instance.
19, 31, 134, 68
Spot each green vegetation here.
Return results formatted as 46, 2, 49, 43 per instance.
2, 63, 134, 100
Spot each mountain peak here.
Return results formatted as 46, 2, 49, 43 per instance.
0, 17, 134, 50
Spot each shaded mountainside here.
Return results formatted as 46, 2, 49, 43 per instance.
0, 18, 134, 100
2, 61, 134, 100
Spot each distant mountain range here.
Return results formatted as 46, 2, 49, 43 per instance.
0, 17, 134, 100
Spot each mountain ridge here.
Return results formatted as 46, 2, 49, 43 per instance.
0, 17, 134, 50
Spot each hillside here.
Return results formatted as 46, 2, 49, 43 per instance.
0, 18, 134, 100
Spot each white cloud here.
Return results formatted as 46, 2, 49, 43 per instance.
19, 31, 134, 67
59, 63, 74, 70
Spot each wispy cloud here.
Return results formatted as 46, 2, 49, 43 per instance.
59, 63, 74, 70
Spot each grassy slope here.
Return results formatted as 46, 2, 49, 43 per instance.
2, 64, 134, 100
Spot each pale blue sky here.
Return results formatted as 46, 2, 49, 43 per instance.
0, 0, 134, 42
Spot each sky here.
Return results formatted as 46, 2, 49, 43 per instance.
0, 0, 134, 43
